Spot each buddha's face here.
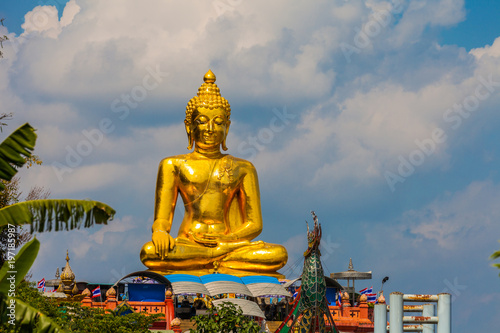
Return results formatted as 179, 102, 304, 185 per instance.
190, 107, 230, 149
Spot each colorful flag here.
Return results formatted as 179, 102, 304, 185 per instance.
91, 286, 101, 298
366, 293, 377, 303
37, 278, 45, 289
359, 286, 373, 295
336, 291, 342, 307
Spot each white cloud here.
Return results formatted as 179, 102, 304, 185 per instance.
363, 179, 500, 277
4, 0, 498, 205
89, 215, 137, 244
471, 36, 500, 59
21, 0, 80, 38
6, 2, 499, 331
405, 180, 500, 249
31, 215, 151, 282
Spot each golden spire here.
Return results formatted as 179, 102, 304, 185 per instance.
60, 250, 75, 281
60, 250, 76, 295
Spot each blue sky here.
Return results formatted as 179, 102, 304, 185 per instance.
1, 1, 500, 332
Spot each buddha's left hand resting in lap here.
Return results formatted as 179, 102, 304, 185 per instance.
140, 70, 288, 277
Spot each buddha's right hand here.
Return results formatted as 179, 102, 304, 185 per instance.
152, 230, 175, 259
191, 232, 218, 248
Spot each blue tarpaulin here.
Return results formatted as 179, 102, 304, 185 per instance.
128, 284, 165, 302
326, 287, 337, 306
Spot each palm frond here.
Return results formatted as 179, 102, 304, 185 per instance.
0, 123, 37, 189
0, 199, 115, 232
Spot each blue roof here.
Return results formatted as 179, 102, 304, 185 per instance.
164, 274, 203, 283
163, 274, 290, 297
200, 274, 243, 284
241, 275, 281, 285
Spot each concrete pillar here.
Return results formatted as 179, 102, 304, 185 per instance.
437, 293, 451, 333
374, 303, 387, 333
105, 287, 117, 311
165, 290, 175, 330
389, 292, 404, 333
81, 295, 92, 308
422, 304, 434, 333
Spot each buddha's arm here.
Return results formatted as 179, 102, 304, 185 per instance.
230, 164, 263, 241
152, 159, 178, 258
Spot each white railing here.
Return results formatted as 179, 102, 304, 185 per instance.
374, 292, 451, 333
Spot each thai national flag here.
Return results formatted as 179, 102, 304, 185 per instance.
37, 278, 45, 289
336, 291, 342, 307
359, 286, 373, 295
366, 293, 377, 303
91, 286, 101, 298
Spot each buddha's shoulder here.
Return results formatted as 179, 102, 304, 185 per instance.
158, 154, 192, 166
222, 155, 257, 172
158, 154, 256, 170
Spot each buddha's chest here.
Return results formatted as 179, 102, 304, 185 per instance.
177, 157, 240, 193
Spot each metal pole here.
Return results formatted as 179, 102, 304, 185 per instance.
352, 279, 355, 306
422, 304, 434, 333
390, 292, 404, 333
437, 293, 451, 333
374, 303, 387, 333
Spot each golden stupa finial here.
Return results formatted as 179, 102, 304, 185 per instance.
61, 251, 75, 284
204, 69, 216, 83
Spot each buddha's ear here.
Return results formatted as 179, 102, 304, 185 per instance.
184, 120, 193, 150
222, 120, 231, 151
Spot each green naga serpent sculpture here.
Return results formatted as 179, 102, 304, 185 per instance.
276, 212, 338, 333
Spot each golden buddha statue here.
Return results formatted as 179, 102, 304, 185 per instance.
140, 70, 288, 277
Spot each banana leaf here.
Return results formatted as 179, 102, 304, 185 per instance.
0, 199, 115, 232
0, 296, 66, 333
491, 249, 500, 260
0, 123, 37, 190
0, 238, 39, 294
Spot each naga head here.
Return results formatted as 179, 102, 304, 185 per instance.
304, 211, 322, 257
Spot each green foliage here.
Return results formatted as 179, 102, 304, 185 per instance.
1, 282, 162, 332
1, 199, 116, 233
0, 122, 115, 233
0, 282, 65, 332
0, 238, 39, 295
0, 296, 64, 333
0, 123, 37, 190
191, 301, 260, 333
60, 305, 162, 333
491, 241, 500, 276
0, 123, 116, 332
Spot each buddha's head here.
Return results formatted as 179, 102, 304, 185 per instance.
185, 70, 231, 151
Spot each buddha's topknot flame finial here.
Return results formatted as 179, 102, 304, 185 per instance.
204, 69, 216, 83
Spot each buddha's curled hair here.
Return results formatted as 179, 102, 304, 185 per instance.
185, 70, 231, 125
